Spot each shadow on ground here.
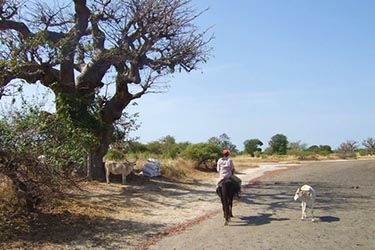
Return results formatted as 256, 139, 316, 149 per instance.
234, 213, 289, 226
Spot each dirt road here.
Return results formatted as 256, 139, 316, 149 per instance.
148, 160, 375, 250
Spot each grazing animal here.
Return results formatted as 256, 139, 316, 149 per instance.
105, 161, 136, 185
217, 179, 236, 225
294, 184, 316, 222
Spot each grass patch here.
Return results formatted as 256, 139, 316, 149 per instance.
160, 160, 187, 179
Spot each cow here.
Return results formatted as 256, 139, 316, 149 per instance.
293, 184, 316, 222
104, 160, 136, 185
216, 178, 236, 225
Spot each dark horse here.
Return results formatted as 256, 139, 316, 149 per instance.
216, 178, 236, 225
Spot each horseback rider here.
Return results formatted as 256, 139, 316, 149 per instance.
217, 149, 242, 197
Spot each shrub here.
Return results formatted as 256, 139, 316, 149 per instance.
336, 152, 357, 159
0, 100, 95, 212
181, 143, 221, 169
357, 149, 368, 157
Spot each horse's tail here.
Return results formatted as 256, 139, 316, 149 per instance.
221, 179, 234, 223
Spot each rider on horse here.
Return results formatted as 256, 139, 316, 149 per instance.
217, 149, 242, 197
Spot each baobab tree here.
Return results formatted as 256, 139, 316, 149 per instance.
337, 140, 358, 153
362, 137, 375, 155
0, 0, 212, 180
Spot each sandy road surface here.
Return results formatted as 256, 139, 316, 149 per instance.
149, 159, 375, 250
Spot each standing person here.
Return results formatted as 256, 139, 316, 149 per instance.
217, 149, 242, 197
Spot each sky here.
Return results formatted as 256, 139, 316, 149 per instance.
126, 0, 375, 150
2, 0, 375, 151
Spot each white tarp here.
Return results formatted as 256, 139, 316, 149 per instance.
141, 158, 161, 177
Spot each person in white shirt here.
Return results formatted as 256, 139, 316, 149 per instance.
217, 149, 242, 197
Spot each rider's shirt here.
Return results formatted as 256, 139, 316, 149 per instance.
217, 156, 234, 181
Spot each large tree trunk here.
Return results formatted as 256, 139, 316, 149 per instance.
89, 152, 105, 181
89, 127, 114, 181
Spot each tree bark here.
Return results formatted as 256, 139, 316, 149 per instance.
89, 126, 114, 181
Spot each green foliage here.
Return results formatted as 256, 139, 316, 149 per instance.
357, 148, 369, 156
287, 149, 318, 161
288, 141, 307, 151
0, 96, 96, 211
126, 141, 149, 153
307, 145, 320, 153
208, 133, 238, 153
306, 145, 332, 155
243, 139, 263, 157
141, 136, 187, 159
145, 141, 163, 155
103, 149, 126, 161
159, 135, 180, 159
319, 145, 333, 153
181, 143, 222, 169
337, 152, 357, 159
269, 134, 288, 155
111, 110, 141, 148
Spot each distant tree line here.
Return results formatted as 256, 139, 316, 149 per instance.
120, 132, 375, 165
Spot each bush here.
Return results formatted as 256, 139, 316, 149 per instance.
357, 149, 369, 156
336, 152, 357, 159
0, 100, 95, 212
181, 143, 222, 169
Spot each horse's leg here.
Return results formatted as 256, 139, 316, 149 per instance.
218, 187, 227, 220
229, 193, 234, 218
229, 186, 236, 217
220, 193, 226, 218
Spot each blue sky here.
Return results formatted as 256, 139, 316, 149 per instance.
2, 0, 374, 151
128, 0, 375, 150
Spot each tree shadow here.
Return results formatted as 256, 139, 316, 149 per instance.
62, 174, 220, 220
0, 210, 165, 249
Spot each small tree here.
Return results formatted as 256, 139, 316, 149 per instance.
269, 134, 288, 155
243, 139, 263, 157
306, 145, 332, 155
307, 145, 320, 154
287, 141, 308, 159
208, 133, 237, 153
159, 135, 180, 158
336, 140, 358, 159
288, 141, 307, 152
362, 137, 375, 155
319, 145, 333, 156
337, 140, 358, 153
